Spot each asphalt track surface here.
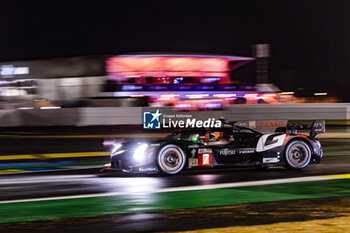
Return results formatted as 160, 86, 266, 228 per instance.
1, 152, 350, 202
0, 132, 350, 232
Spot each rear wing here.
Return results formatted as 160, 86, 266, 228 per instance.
219, 118, 325, 137
310, 120, 326, 138
285, 120, 326, 137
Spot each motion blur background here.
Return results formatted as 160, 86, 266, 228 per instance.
0, 0, 349, 109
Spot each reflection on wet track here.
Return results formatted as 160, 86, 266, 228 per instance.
1, 153, 350, 202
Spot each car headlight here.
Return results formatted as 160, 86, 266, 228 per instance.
133, 144, 148, 161
111, 143, 122, 155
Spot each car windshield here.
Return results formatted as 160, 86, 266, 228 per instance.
166, 129, 207, 142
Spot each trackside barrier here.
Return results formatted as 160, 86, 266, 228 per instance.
0, 103, 348, 127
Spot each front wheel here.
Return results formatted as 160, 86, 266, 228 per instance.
284, 140, 312, 169
157, 144, 186, 175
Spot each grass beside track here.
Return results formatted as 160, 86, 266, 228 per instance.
1, 178, 350, 223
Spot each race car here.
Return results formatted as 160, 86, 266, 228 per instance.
104, 120, 325, 174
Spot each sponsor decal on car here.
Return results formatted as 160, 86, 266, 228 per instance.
198, 148, 212, 153
238, 150, 255, 154
188, 158, 198, 167
259, 121, 285, 127
263, 157, 279, 163
220, 148, 255, 156
190, 149, 197, 158
220, 148, 236, 156
138, 167, 158, 172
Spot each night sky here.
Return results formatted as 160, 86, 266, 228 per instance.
1, 1, 350, 99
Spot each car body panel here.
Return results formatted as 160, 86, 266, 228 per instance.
106, 122, 323, 173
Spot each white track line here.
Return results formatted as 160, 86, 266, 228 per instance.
0, 175, 343, 204
0, 166, 103, 176
0, 175, 96, 185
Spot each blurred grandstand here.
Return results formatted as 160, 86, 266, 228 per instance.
0, 53, 337, 110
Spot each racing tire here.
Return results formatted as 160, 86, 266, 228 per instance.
284, 140, 312, 169
157, 144, 186, 175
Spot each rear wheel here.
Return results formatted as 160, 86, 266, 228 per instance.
157, 144, 186, 175
284, 140, 311, 169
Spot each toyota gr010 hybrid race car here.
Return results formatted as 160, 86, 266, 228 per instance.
103, 120, 325, 174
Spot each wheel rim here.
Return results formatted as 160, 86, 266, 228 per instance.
287, 143, 310, 168
158, 146, 185, 174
